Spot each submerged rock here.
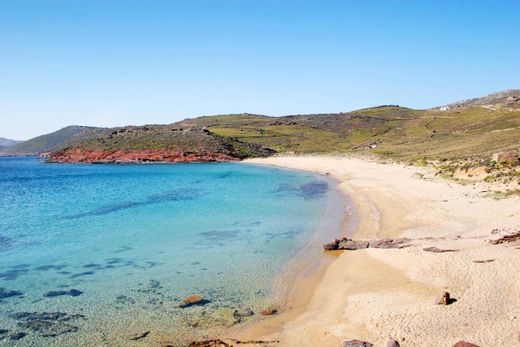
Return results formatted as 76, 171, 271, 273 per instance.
0, 287, 23, 302
44, 289, 83, 297
10, 311, 85, 337
179, 294, 209, 308
9, 332, 27, 340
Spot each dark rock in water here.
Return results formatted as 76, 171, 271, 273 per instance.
179, 294, 209, 308
115, 295, 136, 305
9, 332, 27, 340
18, 320, 78, 337
130, 330, 150, 340
423, 246, 458, 253
435, 291, 451, 305
70, 271, 94, 278
453, 341, 480, 347
35, 264, 67, 271
342, 340, 373, 347
10, 311, 85, 337
44, 289, 83, 298
300, 181, 328, 199
0, 235, 13, 251
0, 268, 28, 281
188, 339, 230, 347
260, 307, 278, 316
0, 287, 23, 302
0, 329, 8, 335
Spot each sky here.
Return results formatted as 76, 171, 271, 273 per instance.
1, 0, 519, 140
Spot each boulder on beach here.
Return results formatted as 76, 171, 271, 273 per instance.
260, 307, 278, 316
342, 340, 373, 347
423, 246, 458, 253
368, 238, 410, 249
453, 341, 480, 347
435, 291, 451, 305
323, 237, 410, 251
338, 239, 369, 250
385, 339, 400, 347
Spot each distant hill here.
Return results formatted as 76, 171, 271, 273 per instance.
1, 126, 107, 155
0, 137, 22, 147
441, 89, 520, 111
4, 89, 518, 182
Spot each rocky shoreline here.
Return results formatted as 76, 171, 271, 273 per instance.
45, 148, 239, 164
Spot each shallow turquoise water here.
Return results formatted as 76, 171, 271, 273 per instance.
0, 157, 343, 346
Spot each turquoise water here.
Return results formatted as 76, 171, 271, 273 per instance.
0, 157, 343, 346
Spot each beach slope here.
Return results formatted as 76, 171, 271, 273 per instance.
242, 156, 520, 347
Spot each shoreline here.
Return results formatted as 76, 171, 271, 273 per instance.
224, 166, 355, 343
235, 155, 520, 346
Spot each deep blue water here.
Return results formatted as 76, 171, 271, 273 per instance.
0, 157, 342, 345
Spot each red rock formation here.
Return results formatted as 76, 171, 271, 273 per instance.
47, 148, 238, 164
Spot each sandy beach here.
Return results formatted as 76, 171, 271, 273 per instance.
238, 156, 520, 347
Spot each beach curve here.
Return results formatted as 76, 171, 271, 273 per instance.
235, 155, 520, 347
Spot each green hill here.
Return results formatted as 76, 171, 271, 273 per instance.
5, 90, 519, 181
0, 137, 22, 147
1, 126, 107, 155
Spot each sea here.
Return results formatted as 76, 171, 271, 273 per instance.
0, 156, 344, 346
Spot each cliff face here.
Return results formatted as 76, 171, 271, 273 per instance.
47, 148, 238, 163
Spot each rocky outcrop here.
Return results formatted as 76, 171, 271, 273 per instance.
423, 246, 458, 253
385, 340, 400, 347
342, 340, 373, 347
47, 148, 238, 164
435, 291, 451, 305
453, 341, 480, 347
492, 151, 519, 166
323, 238, 410, 251
489, 231, 520, 245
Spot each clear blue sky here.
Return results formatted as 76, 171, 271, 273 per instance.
1, 0, 519, 139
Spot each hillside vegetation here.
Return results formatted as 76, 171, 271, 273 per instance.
1, 126, 107, 155
3, 90, 519, 181
0, 137, 21, 147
